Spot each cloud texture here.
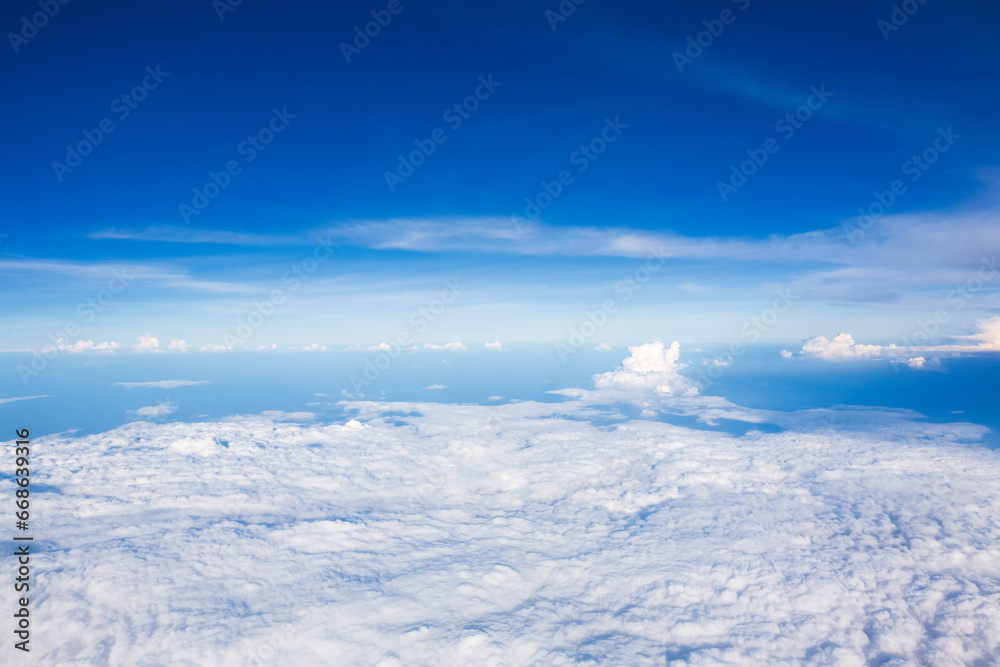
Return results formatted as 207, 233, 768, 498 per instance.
21, 347, 1000, 665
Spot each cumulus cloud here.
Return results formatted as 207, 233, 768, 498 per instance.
135, 333, 160, 351
168, 339, 191, 352
129, 403, 176, 418
484, 341, 503, 350
594, 342, 613, 351
115, 380, 208, 389
425, 384, 447, 390
593, 341, 697, 396
799, 315, 1000, 365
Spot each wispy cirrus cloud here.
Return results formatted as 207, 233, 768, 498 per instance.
88, 225, 300, 246
0, 395, 50, 405
115, 380, 209, 389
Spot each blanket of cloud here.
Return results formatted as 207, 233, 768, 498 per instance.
22, 343, 1000, 666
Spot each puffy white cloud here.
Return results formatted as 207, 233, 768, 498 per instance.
484, 341, 503, 350
593, 341, 697, 395
135, 333, 160, 351
425, 384, 447, 390
594, 342, 613, 351
168, 339, 191, 352
129, 403, 176, 418
801, 332, 889, 360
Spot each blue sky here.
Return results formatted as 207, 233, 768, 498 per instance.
2, 0, 1000, 352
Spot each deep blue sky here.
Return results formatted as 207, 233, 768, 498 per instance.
2, 0, 999, 350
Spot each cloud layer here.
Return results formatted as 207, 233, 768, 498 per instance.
22, 345, 1000, 665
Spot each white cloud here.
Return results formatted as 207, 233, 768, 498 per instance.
425, 384, 447, 390
52, 338, 122, 354
780, 349, 793, 359
594, 342, 613, 351
484, 341, 503, 350
0, 395, 49, 405
200, 344, 230, 352
423, 342, 468, 351
800, 315, 1000, 364
28, 366, 1000, 665
130, 403, 176, 418
294, 343, 327, 352
593, 341, 697, 396
135, 334, 160, 352
168, 339, 191, 352
115, 380, 208, 389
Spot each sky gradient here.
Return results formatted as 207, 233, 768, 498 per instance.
2, 0, 999, 354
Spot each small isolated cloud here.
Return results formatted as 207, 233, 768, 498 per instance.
678, 282, 708, 294
906, 356, 927, 369
780, 349, 793, 358
423, 342, 467, 351
801, 333, 887, 361
168, 339, 191, 352
593, 341, 697, 396
115, 380, 208, 389
136, 333, 160, 352
130, 403, 176, 418
594, 342, 613, 351
200, 344, 230, 352
425, 384, 447, 390
295, 344, 327, 352
484, 341, 503, 351
0, 395, 50, 405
